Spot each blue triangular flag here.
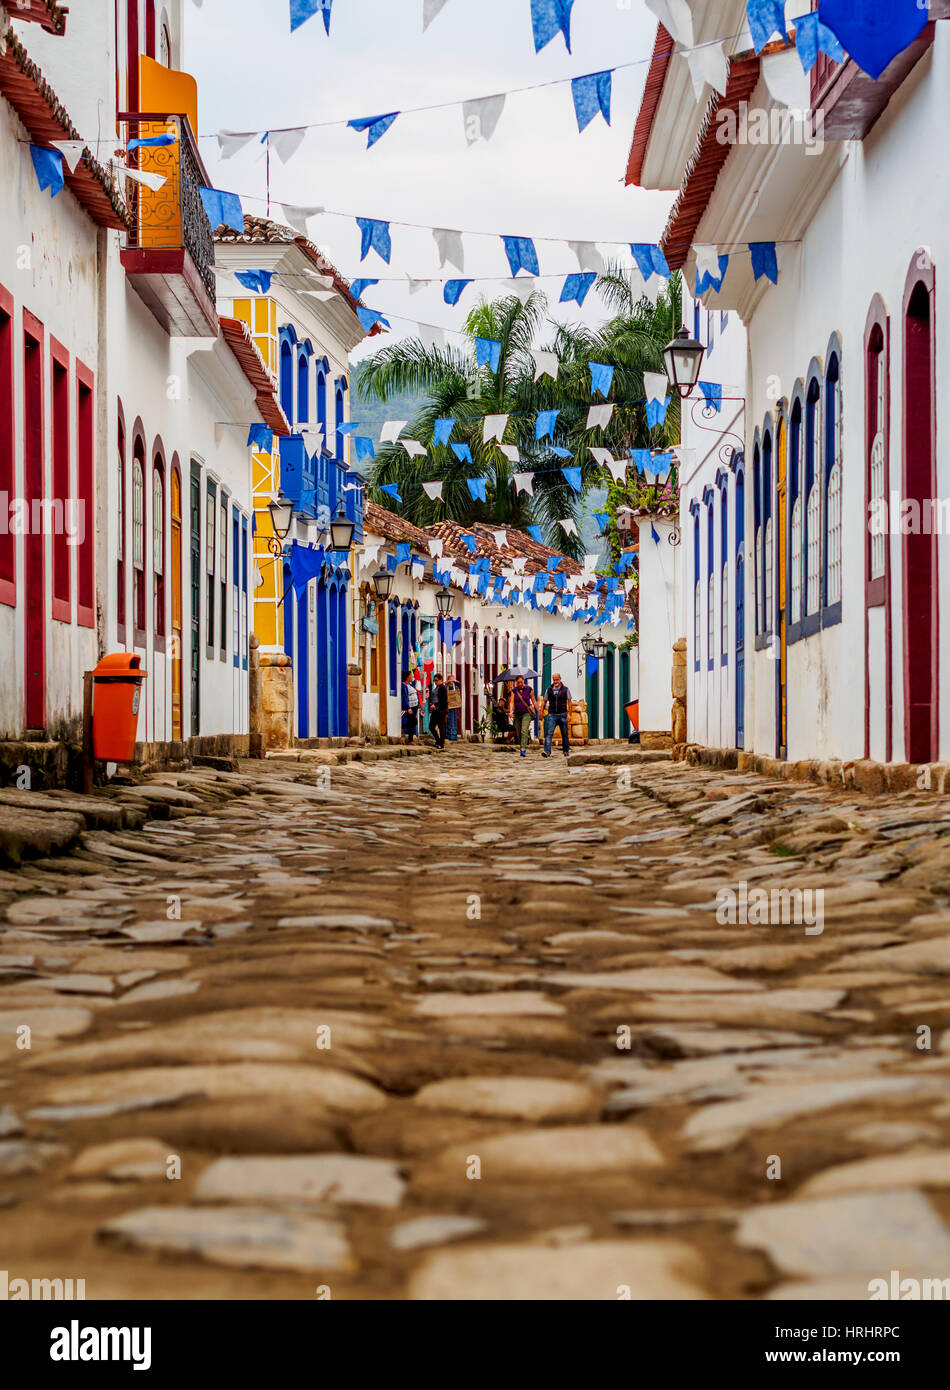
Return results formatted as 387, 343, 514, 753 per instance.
589, 362, 614, 398
531, 0, 574, 53
749, 241, 779, 284
695, 254, 729, 296
526, 525, 543, 543
746, 0, 787, 53
246, 424, 273, 451
475, 337, 501, 371
536, 409, 559, 442
127, 134, 176, 151
571, 70, 612, 131
461, 534, 478, 553
347, 113, 399, 148
349, 278, 378, 302
549, 446, 572, 458
650, 523, 660, 545
290, 0, 331, 33
818, 0, 924, 79
198, 186, 244, 233
560, 272, 596, 306
443, 279, 472, 306
646, 397, 669, 429
434, 417, 455, 446
653, 452, 673, 482
630, 244, 670, 281
698, 381, 722, 412
337, 422, 361, 436
595, 511, 610, 531
396, 541, 412, 566
632, 449, 652, 472
586, 654, 599, 676
235, 269, 273, 294
353, 437, 376, 463
379, 482, 402, 504
356, 306, 389, 333
501, 236, 540, 278
451, 442, 473, 464
562, 467, 582, 493
794, 11, 845, 71
30, 145, 65, 197
466, 477, 488, 502
356, 216, 391, 263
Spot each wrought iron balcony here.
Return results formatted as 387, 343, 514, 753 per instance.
118, 113, 218, 337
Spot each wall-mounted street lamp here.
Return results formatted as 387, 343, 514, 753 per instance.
328, 503, 355, 552
593, 637, 609, 661
267, 496, 295, 556
436, 585, 454, 617
372, 567, 394, 601
661, 326, 706, 399
581, 634, 597, 657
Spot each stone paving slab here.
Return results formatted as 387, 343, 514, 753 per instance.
1, 746, 950, 1299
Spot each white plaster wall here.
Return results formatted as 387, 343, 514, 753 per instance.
635, 515, 680, 733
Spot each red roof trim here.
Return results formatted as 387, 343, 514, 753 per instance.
0, 27, 131, 230
624, 24, 676, 188
10, 1, 67, 36
219, 317, 291, 436
659, 53, 762, 270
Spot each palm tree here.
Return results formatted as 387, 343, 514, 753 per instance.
355, 271, 684, 557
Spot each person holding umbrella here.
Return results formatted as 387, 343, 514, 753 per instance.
508, 674, 540, 759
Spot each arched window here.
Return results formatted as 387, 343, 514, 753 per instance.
719, 473, 729, 658
152, 454, 165, 638
692, 503, 700, 669
297, 349, 310, 425
868, 326, 887, 582
762, 430, 773, 636
279, 334, 294, 422
132, 441, 146, 636
117, 412, 126, 634
753, 441, 762, 634
159, 14, 171, 67
789, 394, 802, 626
804, 374, 821, 615
705, 490, 715, 670
335, 380, 346, 461
824, 350, 842, 610
316, 359, 328, 447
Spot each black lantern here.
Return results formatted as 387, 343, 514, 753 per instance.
328, 503, 354, 552
594, 637, 609, 661
267, 496, 295, 556
581, 634, 597, 657
436, 585, 454, 616
661, 325, 705, 399
372, 567, 394, 601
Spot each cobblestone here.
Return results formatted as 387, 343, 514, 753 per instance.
2, 749, 950, 1298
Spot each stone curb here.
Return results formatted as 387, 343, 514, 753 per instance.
675, 744, 949, 796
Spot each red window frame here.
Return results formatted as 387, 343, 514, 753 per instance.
0, 284, 14, 607
132, 435, 147, 642
76, 362, 95, 628
117, 410, 127, 639
153, 449, 166, 643
50, 336, 70, 622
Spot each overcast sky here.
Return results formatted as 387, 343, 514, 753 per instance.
185, 0, 673, 357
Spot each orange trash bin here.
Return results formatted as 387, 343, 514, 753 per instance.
624, 699, 639, 731
92, 653, 147, 762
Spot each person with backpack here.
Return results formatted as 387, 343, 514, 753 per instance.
445, 676, 462, 740
539, 671, 573, 758
401, 670, 420, 744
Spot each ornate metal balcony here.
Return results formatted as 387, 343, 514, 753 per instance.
118, 113, 218, 337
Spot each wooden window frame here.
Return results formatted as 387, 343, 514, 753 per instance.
864, 293, 891, 761
76, 362, 95, 628
50, 336, 70, 623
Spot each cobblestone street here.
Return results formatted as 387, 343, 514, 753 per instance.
3, 749, 950, 1300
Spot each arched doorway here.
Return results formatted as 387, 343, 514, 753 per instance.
604, 645, 616, 738
170, 464, 183, 738
902, 255, 937, 763
775, 411, 788, 759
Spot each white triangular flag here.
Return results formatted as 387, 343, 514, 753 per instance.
417, 323, 445, 349
462, 93, 505, 145
121, 166, 167, 191
606, 458, 628, 483
400, 439, 427, 457
406, 276, 432, 295
513, 557, 528, 573
301, 289, 336, 302
514, 472, 535, 496
422, 481, 444, 501
643, 371, 668, 404
482, 414, 508, 443
568, 241, 605, 274
51, 140, 86, 173
762, 47, 810, 108
218, 130, 257, 159
361, 540, 382, 566
587, 404, 614, 430
693, 243, 723, 284
423, 0, 450, 28
500, 277, 536, 304
589, 447, 614, 467
532, 349, 559, 381
583, 553, 599, 572
427, 538, 444, 558
433, 227, 464, 273
685, 42, 728, 100
380, 420, 408, 443
282, 204, 324, 234
624, 577, 637, 593
675, 446, 697, 470
411, 557, 426, 576
270, 128, 306, 163
492, 530, 508, 549
498, 444, 520, 463
643, 0, 694, 48
559, 519, 578, 537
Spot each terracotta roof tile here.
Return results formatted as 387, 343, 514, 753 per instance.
10, 1, 67, 36
624, 24, 676, 187
218, 317, 290, 436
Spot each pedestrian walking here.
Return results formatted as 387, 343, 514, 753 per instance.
539, 672, 573, 758
445, 676, 462, 740
428, 672, 448, 750
401, 670, 419, 744
508, 675, 540, 758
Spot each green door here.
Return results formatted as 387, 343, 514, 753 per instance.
587, 665, 600, 739
542, 644, 552, 692
605, 646, 616, 739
